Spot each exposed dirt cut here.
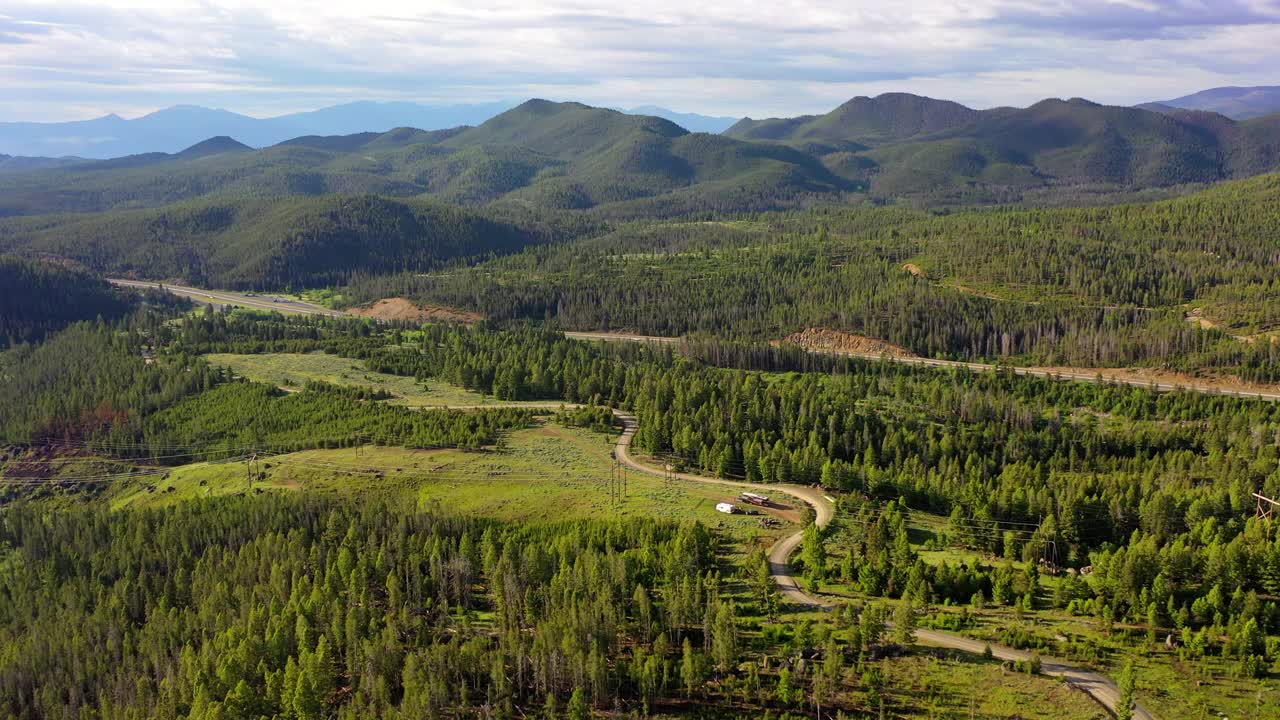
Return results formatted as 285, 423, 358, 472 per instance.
783, 327, 919, 359
349, 298, 483, 323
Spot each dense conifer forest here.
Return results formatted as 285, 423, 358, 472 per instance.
0, 256, 134, 347
343, 175, 1280, 381
0, 497, 726, 719
3, 309, 1277, 717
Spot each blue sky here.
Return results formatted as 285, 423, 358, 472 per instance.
1, 0, 1278, 122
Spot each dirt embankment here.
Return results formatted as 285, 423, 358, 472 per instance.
349, 298, 483, 323
783, 328, 919, 359
902, 262, 926, 278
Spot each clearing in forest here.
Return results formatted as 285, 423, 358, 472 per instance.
107, 423, 796, 544
204, 352, 546, 407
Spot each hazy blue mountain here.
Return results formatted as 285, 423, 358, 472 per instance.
270, 101, 515, 138
0, 101, 516, 158
1144, 86, 1280, 120
0, 153, 89, 174
623, 106, 740, 133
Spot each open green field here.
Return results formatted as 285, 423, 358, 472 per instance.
880, 650, 1106, 720
204, 351, 549, 407
108, 421, 796, 546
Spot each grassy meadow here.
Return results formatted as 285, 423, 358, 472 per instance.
107, 421, 794, 547
204, 351, 550, 407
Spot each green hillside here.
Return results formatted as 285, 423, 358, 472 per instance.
726, 92, 979, 147
354, 173, 1280, 379
0, 195, 549, 289
4, 96, 1280, 216
0, 256, 134, 347
728, 94, 1280, 201
0, 102, 848, 218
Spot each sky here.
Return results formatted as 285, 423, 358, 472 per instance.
1, 0, 1278, 122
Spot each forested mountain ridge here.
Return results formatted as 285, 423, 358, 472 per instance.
726, 93, 980, 147
0, 100, 518, 158
0, 194, 562, 289
0, 255, 135, 347
7, 94, 1280, 220
354, 172, 1280, 380
728, 93, 1280, 202
0, 100, 849, 219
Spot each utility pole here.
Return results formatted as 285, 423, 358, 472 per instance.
610, 460, 619, 505
245, 452, 258, 493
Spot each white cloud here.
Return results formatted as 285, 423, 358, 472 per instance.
0, 0, 1277, 121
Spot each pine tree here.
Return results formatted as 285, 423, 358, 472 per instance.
567, 687, 589, 720
1117, 659, 1138, 719
711, 602, 739, 673
893, 600, 917, 646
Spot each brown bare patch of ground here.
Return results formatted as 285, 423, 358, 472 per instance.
349, 298, 482, 323
1184, 307, 1220, 332
782, 327, 919, 359
902, 262, 926, 277
1184, 308, 1280, 344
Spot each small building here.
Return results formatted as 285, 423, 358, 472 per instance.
715, 502, 737, 514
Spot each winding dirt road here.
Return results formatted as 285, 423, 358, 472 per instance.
607, 410, 1152, 720
610, 412, 835, 606
168, 280, 1161, 716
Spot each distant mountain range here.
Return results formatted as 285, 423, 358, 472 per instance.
4, 94, 1280, 288
0, 102, 741, 158
1, 93, 1279, 218
0, 99, 843, 221
1140, 86, 1280, 120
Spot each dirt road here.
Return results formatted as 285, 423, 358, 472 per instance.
607, 410, 1153, 719
118, 280, 1276, 404
611, 412, 835, 606
566, 330, 1280, 403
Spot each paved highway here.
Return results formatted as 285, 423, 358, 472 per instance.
108, 279, 346, 317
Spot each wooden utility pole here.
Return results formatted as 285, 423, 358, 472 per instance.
245, 453, 258, 492
1255, 492, 1278, 520
607, 460, 629, 505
